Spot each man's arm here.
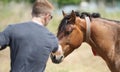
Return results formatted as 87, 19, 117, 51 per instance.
0, 45, 7, 50
0, 25, 12, 50
0, 46, 1, 50
51, 36, 59, 53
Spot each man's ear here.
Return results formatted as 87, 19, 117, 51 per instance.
45, 13, 50, 19
62, 10, 66, 17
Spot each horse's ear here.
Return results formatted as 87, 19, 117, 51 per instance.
62, 10, 66, 17
69, 10, 76, 23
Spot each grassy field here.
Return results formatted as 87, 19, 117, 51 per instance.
0, 2, 120, 72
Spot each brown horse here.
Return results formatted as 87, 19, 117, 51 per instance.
50, 10, 120, 72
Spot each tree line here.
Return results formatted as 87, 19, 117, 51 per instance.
1, 0, 81, 6
1, 0, 35, 4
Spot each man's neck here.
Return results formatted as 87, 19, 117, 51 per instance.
32, 17, 45, 26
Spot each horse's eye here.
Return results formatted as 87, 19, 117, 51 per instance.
65, 31, 72, 35
65, 25, 73, 35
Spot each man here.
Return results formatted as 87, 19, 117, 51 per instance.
0, 0, 63, 72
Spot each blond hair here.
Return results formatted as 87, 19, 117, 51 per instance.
32, 0, 54, 17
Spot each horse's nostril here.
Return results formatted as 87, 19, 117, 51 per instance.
61, 56, 63, 59
50, 54, 56, 59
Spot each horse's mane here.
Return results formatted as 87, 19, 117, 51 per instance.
57, 11, 120, 36
57, 12, 101, 36
80, 12, 120, 23
79, 12, 101, 19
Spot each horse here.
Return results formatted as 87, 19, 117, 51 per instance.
50, 10, 120, 72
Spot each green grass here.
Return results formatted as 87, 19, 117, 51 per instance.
0, 8, 12, 20
100, 11, 120, 20
0, 2, 31, 31
47, 14, 62, 34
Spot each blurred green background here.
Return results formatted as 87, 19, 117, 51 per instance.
0, 0, 120, 72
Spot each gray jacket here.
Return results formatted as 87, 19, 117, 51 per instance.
0, 21, 58, 72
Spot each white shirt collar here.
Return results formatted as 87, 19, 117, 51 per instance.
32, 19, 44, 26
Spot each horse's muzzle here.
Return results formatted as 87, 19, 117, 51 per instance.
50, 53, 64, 64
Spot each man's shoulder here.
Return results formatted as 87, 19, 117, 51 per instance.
5, 21, 33, 32
8, 21, 35, 30
12, 21, 32, 26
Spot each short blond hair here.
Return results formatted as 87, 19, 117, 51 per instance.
32, 0, 54, 17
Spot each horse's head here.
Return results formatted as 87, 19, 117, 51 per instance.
51, 10, 100, 64
57, 10, 86, 57
51, 10, 85, 64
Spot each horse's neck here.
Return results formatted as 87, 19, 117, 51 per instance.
89, 18, 118, 60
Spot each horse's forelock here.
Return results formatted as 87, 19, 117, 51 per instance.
57, 12, 80, 36
57, 15, 69, 36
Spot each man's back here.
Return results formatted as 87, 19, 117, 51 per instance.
0, 21, 58, 72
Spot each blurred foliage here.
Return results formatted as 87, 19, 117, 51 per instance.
1, 0, 81, 7
53, 0, 81, 7
0, 0, 35, 4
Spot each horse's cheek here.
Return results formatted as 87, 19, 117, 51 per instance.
77, 32, 84, 46
71, 35, 83, 48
